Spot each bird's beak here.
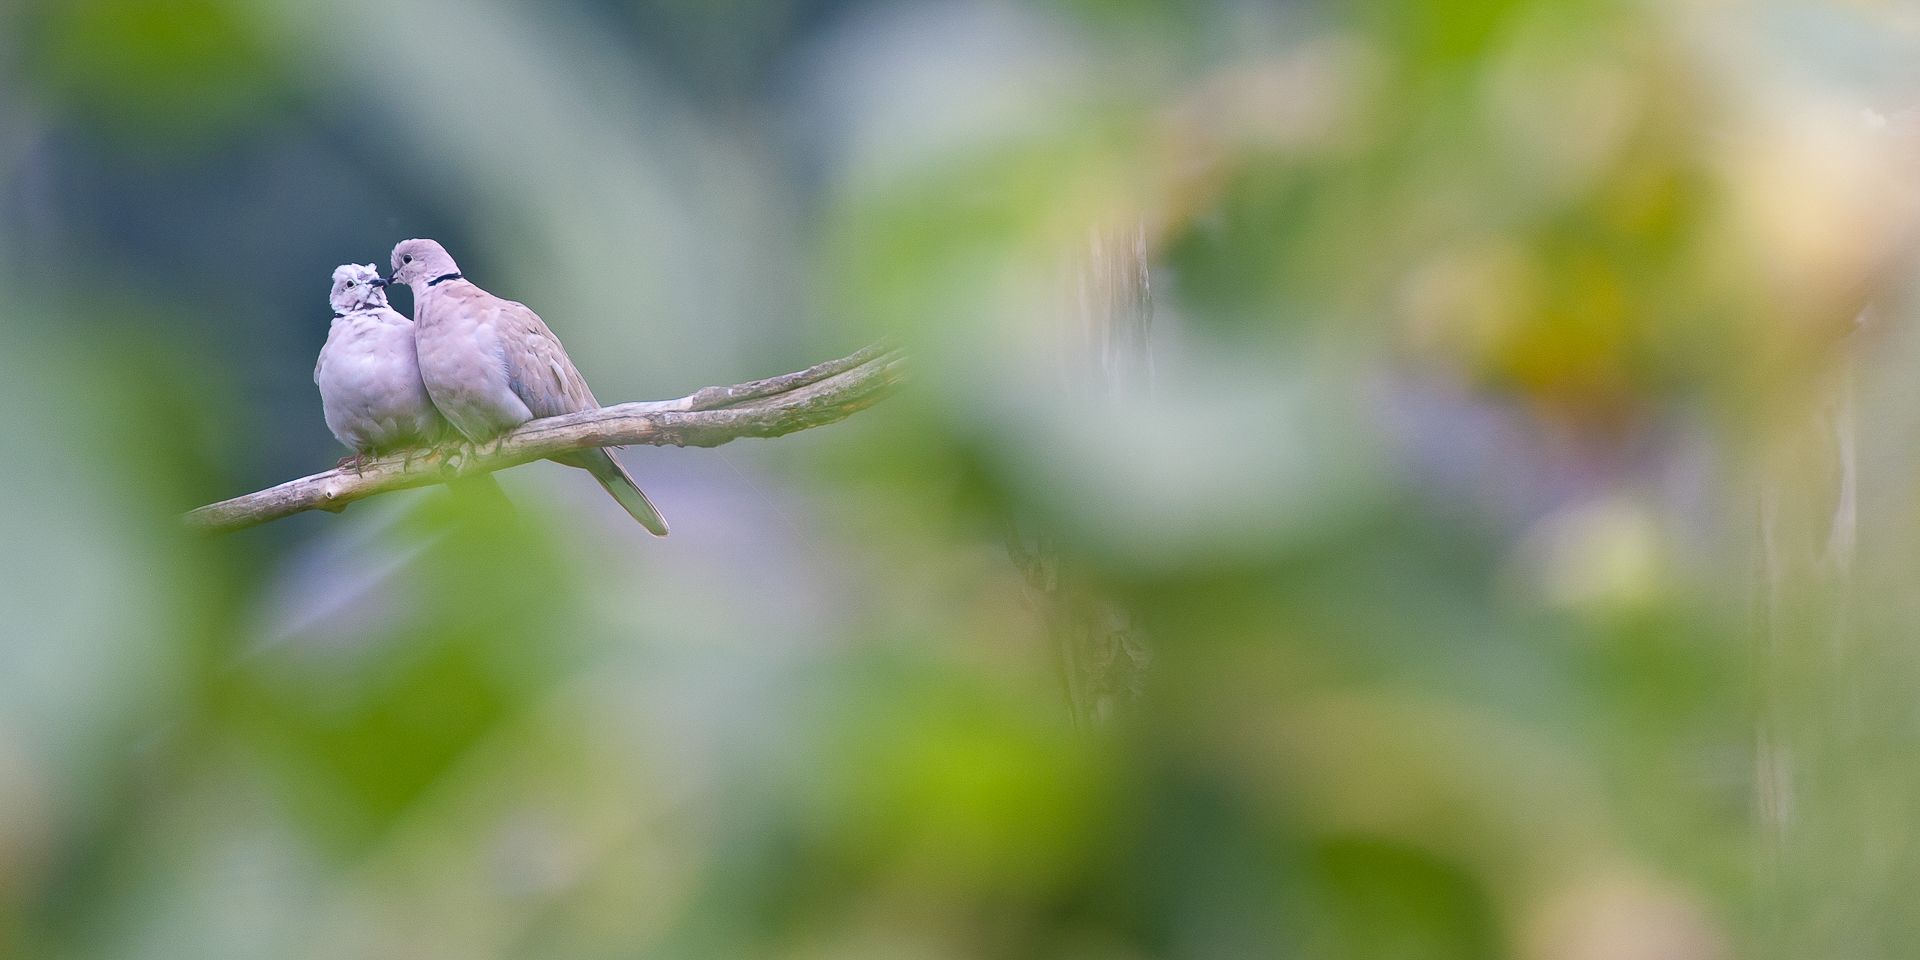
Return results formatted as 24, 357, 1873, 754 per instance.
370, 276, 389, 288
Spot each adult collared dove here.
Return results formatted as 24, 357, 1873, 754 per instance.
314, 263, 445, 470
389, 238, 670, 536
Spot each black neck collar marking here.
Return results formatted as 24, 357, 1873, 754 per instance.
428, 272, 463, 287
331, 311, 344, 319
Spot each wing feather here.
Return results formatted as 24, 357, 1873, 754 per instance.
491, 297, 598, 418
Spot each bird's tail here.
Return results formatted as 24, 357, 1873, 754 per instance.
566, 447, 669, 537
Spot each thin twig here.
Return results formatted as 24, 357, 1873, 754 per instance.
186, 344, 905, 533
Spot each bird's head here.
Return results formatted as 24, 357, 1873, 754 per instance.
329, 263, 389, 314
389, 238, 460, 288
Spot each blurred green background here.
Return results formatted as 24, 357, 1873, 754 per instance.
5, 0, 1920, 957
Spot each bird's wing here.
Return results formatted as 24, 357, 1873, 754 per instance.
490, 295, 599, 419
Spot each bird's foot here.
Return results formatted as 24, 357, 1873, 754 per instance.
336, 453, 369, 476
435, 439, 478, 476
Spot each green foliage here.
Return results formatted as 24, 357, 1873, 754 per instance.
1, 0, 1915, 958
16, 0, 288, 144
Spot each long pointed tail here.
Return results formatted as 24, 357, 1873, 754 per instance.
567, 448, 669, 537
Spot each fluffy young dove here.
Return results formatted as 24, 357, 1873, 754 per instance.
389, 239, 670, 536
314, 263, 445, 470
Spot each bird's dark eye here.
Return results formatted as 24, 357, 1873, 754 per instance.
346, 280, 357, 287
403, 255, 413, 264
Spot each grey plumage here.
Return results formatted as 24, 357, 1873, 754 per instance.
390, 239, 669, 536
314, 263, 444, 459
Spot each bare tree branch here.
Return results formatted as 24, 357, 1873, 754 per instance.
186, 344, 905, 534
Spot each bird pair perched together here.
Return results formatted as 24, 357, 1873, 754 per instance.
314, 239, 669, 536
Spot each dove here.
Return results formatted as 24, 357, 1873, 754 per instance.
314, 263, 445, 470
389, 238, 670, 536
